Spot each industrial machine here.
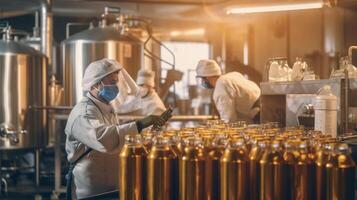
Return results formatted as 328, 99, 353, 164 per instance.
260, 49, 357, 135
0, 25, 48, 196
0, 25, 47, 150
61, 8, 144, 106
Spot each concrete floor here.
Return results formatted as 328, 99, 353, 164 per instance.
1, 174, 65, 200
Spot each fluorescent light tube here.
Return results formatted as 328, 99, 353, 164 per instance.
226, 2, 323, 14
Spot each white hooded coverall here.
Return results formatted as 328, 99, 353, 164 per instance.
65, 92, 138, 199
213, 72, 261, 123
136, 88, 166, 116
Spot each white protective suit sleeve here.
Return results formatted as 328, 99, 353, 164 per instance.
142, 91, 166, 116
69, 107, 138, 154
213, 81, 238, 123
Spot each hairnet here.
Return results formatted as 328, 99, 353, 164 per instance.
196, 59, 222, 77
82, 58, 122, 91
136, 69, 155, 88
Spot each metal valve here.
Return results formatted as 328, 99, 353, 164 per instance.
1, 26, 28, 41
0, 123, 21, 143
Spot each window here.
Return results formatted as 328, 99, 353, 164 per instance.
161, 41, 210, 99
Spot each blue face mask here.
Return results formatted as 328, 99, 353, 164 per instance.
202, 80, 213, 89
97, 83, 119, 102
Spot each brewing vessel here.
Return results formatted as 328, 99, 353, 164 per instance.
0, 26, 47, 150
61, 16, 143, 105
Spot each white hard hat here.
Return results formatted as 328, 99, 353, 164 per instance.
136, 69, 155, 88
196, 59, 222, 77
82, 58, 122, 91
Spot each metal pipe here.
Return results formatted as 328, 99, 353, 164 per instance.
343, 46, 357, 134
65, 23, 89, 39
1, 177, 7, 195
0, 151, 2, 194
338, 134, 357, 141
29, 106, 73, 110
344, 69, 349, 134
41, 0, 53, 74
348, 46, 357, 64
35, 149, 40, 187
115, 115, 218, 121
83, 0, 230, 5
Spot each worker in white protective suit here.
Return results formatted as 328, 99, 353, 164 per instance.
196, 59, 261, 123
65, 58, 168, 200
135, 69, 166, 116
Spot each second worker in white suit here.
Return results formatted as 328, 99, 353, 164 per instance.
196, 59, 261, 123
136, 69, 166, 116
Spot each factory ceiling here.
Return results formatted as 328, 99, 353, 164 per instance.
1, 0, 357, 22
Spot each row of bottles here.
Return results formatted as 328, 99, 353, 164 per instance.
119, 124, 356, 200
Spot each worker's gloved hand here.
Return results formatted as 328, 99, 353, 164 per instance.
136, 115, 161, 133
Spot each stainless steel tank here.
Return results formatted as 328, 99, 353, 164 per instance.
21, 35, 59, 78
22, 35, 63, 107
0, 27, 47, 150
61, 25, 144, 105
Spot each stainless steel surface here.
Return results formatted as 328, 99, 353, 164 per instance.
65, 23, 89, 39
338, 134, 357, 141
48, 75, 64, 106
345, 69, 349, 136
286, 94, 316, 126
116, 115, 217, 121
0, 30, 47, 150
37, 113, 216, 121
21, 7, 58, 77
21, 36, 59, 77
260, 79, 357, 134
50, 114, 68, 193
260, 79, 352, 95
41, 0, 53, 74
30, 106, 72, 110
35, 149, 40, 187
348, 46, 357, 65
61, 25, 144, 105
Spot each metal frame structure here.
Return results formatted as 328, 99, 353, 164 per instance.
260, 78, 357, 134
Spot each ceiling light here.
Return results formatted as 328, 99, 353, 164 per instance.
170, 28, 205, 37
226, 2, 324, 14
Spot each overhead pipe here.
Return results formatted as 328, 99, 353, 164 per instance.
33, 11, 40, 37
41, 0, 53, 74
346, 45, 357, 133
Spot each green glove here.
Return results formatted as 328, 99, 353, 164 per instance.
136, 115, 160, 133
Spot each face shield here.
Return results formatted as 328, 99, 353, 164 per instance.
109, 68, 142, 114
